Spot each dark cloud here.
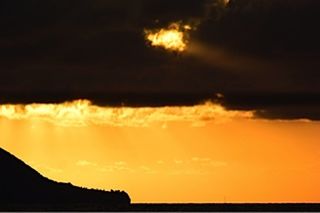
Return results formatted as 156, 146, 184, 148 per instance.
197, 0, 320, 55
0, 0, 319, 120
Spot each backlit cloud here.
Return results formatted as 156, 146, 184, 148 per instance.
0, 100, 254, 127
145, 22, 192, 52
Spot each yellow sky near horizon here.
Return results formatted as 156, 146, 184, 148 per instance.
0, 100, 320, 203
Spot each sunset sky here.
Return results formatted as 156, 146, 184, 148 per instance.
1, 0, 320, 203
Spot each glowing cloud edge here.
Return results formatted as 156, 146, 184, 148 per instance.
144, 22, 192, 52
0, 100, 254, 127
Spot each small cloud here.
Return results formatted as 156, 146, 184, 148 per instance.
46, 167, 63, 173
192, 157, 199, 162
210, 161, 228, 167
111, 162, 134, 173
76, 160, 97, 167
191, 157, 211, 162
44, 167, 62, 173
216, 93, 224, 99
161, 123, 168, 129
140, 166, 157, 174
140, 166, 151, 171
30, 163, 63, 174
174, 160, 184, 164
97, 167, 113, 173
191, 121, 207, 127
157, 160, 165, 164
114, 161, 127, 166
191, 157, 227, 167
77, 161, 134, 173
200, 158, 211, 162
169, 169, 208, 176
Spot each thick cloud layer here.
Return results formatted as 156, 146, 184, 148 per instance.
0, 0, 319, 120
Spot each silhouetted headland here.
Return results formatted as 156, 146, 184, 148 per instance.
0, 147, 130, 211
1, 147, 320, 211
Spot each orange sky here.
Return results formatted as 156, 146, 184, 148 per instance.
0, 100, 320, 203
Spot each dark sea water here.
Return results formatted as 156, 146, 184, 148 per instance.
2, 203, 320, 212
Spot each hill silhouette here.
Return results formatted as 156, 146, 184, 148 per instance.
0, 147, 130, 211
2, 147, 320, 211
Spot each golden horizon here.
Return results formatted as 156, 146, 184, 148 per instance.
1, 100, 320, 203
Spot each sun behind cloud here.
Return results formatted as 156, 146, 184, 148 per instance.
144, 22, 192, 52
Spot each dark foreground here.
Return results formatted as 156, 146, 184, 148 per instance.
130, 203, 320, 212
1, 203, 320, 212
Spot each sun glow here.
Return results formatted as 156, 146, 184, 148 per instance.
145, 23, 191, 52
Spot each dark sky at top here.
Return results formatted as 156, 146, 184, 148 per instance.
1, 0, 320, 120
